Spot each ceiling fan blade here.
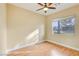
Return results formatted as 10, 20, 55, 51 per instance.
38, 3, 44, 6
48, 3, 52, 6
48, 7, 56, 9
36, 8, 44, 11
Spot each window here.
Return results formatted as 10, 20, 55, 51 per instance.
52, 16, 75, 34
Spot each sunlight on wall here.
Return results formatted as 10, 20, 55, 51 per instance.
14, 24, 45, 50
25, 29, 39, 41
25, 24, 44, 44
25, 29, 40, 44
14, 28, 40, 49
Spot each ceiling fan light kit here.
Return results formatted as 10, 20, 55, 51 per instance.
36, 3, 57, 13
43, 7, 48, 11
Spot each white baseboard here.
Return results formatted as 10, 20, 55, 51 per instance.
6, 40, 45, 54
6, 39, 79, 55
46, 40, 79, 51
0, 51, 7, 56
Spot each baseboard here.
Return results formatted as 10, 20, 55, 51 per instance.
0, 51, 6, 56
6, 39, 79, 55
6, 40, 45, 54
46, 40, 79, 51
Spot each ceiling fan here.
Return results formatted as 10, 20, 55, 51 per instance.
36, 3, 56, 13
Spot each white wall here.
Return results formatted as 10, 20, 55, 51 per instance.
0, 4, 7, 55
7, 4, 45, 50
0, 3, 79, 54
46, 5, 79, 50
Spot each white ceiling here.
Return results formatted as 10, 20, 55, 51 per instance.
11, 3, 78, 16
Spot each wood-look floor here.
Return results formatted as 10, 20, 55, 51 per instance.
7, 41, 79, 56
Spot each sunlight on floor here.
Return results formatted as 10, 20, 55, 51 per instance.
50, 49, 65, 56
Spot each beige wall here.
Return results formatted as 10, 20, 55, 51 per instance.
7, 4, 45, 49
0, 4, 7, 53
0, 3, 79, 52
46, 4, 79, 49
